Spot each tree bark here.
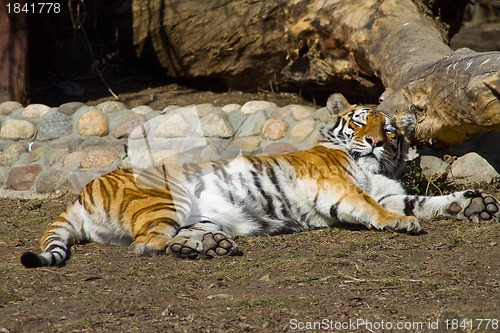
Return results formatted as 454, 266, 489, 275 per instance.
129, 0, 499, 147
0, 0, 28, 103
362, 1, 500, 147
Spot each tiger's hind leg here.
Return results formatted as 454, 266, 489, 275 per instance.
166, 221, 242, 259
128, 217, 184, 256
127, 198, 193, 256
378, 189, 500, 222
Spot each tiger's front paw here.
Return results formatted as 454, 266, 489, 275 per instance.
461, 190, 499, 222
201, 232, 243, 257
371, 215, 424, 234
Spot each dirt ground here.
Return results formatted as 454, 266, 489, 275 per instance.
1, 189, 499, 333
1, 19, 500, 333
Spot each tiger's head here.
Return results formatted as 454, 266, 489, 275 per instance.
319, 94, 415, 177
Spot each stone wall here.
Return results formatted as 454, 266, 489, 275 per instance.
0, 100, 331, 198
0, 100, 498, 199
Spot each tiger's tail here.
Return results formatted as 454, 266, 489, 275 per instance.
21, 204, 84, 268
20, 248, 70, 268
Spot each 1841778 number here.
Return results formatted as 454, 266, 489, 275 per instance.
445, 318, 499, 331
6, 2, 61, 14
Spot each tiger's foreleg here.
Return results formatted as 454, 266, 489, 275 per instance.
311, 179, 423, 233
368, 174, 499, 222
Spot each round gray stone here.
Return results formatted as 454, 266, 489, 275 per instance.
35, 169, 68, 194
58, 102, 84, 116
236, 111, 268, 137
37, 112, 72, 140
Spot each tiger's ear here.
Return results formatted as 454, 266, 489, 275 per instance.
326, 93, 351, 116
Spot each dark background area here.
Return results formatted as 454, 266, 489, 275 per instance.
24, 1, 500, 108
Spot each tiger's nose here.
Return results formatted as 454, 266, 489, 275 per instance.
365, 136, 383, 148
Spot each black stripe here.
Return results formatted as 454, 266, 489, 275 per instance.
263, 193, 277, 218
194, 180, 205, 198
46, 244, 67, 252
136, 171, 164, 188
216, 166, 236, 203
250, 170, 278, 217
241, 207, 271, 234
330, 202, 340, 221
417, 196, 426, 208
329, 151, 357, 179
214, 180, 236, 204
49, 252, 56, 265
43, 234, 67, 245
131, 203, 180, 227
158, 186, 192, 208
100, 176, 116, 209
265, 164, 293, 219
403, 197, 417, 216
377, 193, 397, 204
250, 170, 262, 192
179, 220, 216, 230
248, 170, 275, 218
81, 187, 94, 213
135, 217, 180, 235
124, 184, 191, 209
238, 173, 247, 189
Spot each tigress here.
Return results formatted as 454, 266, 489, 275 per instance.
21, 94, 499, 267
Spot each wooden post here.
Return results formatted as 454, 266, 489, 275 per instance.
0, 0, 28, 103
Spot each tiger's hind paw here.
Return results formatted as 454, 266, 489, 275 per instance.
202, 232, 243, 257
462, 190, 499, 222
166, 238, 203, 259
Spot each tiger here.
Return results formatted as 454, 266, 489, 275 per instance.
20, 94, 499, 268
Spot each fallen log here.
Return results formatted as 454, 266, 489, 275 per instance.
128, 0, 499, 147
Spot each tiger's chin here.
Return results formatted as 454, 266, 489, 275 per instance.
356, 155, 383, 175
